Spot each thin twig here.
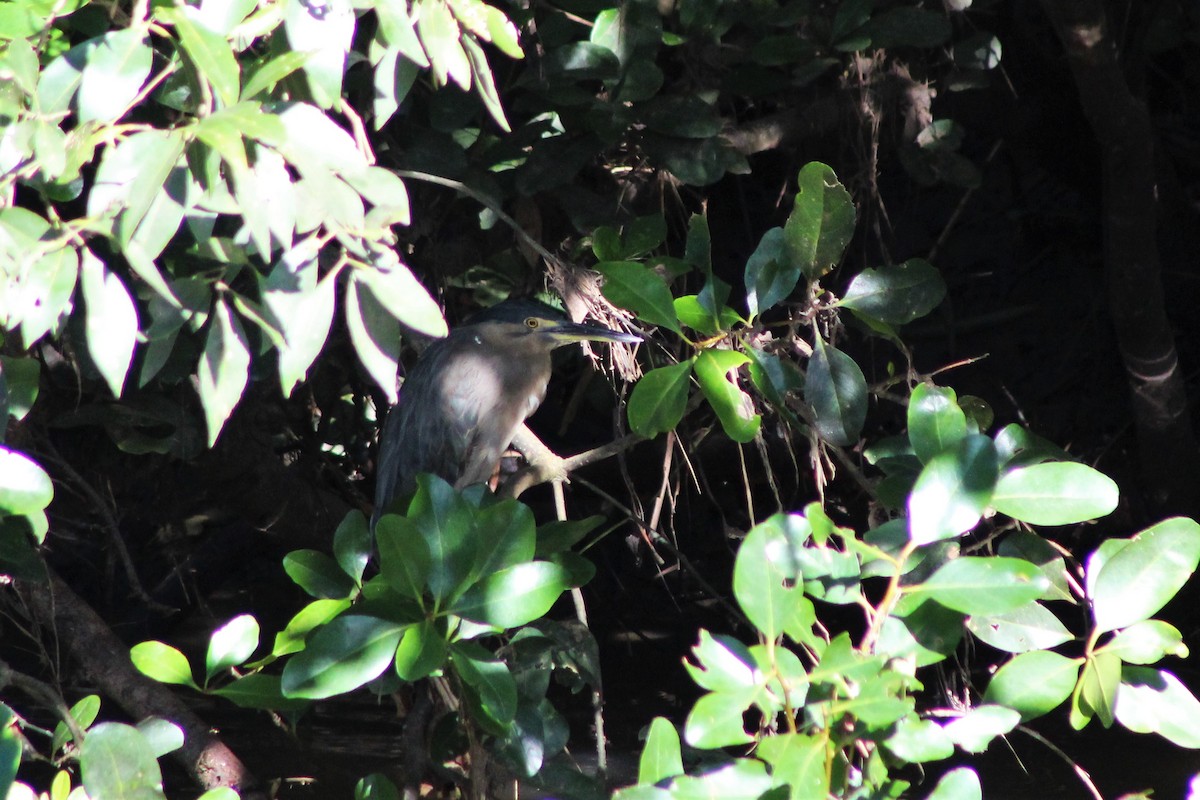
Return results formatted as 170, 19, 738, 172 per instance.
1015, 725, 1104, 800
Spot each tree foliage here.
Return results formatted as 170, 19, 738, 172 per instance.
4, 0, 1200, 798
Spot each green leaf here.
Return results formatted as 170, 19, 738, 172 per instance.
346, 274, 402, 404
1104, 620, 1188, 664
284, 0, 355, 107
376, 513, 432, 602
211, 673, 308, 711
907, 383, 967, 463
1091, 518, 1200, 633
965, 601, 1073, 653
683, 688, 758, 748
1078, 650, 1120, 727
355, 260, 447, 338
924, 767, 981, 800
205, 614, 260, 681
755, 732, 829, 798
283, 549, 358, 599
744, 227, 800, 318
80, 249, 139, 397
452, 561, 573, 628
197, 297, 251, 445
992, 462, 1119, 525
0, 447, 52, 516
333, 510, 372, 585
393, 619, 447, 681
664, 760, 773, 798
461, 34, 509, 131
281, 615, 406, 699
732, 516, 814, 643
275, 101, 369, 177
595, 261, 683, 335
638, 717, 683, 785
77, 29, 153, 124
130, 641, 199, 689
983, 650, 1080, 721
261, 247, 336, 394
883, 717, 954, 763
52, 695, 100, 753
943, 705, 1020, 754
417, 0, 470, 90
993, 424, 1069, 468
13, 237, 77, 348
805, 337, 867, 446
268, 598, 352, 659
159, 6, 240, 108
406, 474, 478, 605
467, 498, 536, 582
840, 258, 946, 325
240, 50, 313, 100
1115, 667, 1200, 748
135, 718, 183, 759
355, 774, 402, 800
907, 434, 998, 544
694, 349, 761, 443
80, 723, 165, 800
627, 360, 693, 438
914, 556, 1049, 615
0, 708, 19, 796
449, 642, 518, 734
783, 161, 855, 277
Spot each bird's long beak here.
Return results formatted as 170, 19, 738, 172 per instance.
547, 320, 642, 345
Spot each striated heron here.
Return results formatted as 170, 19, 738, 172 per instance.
372, 298, 640, 526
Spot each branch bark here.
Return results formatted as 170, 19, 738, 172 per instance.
1040, 0, 1200, 515
17, 568, 257, 794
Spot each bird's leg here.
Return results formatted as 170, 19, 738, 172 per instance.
502, 424, 568, 498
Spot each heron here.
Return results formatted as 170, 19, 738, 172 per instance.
372, 297, 640, 526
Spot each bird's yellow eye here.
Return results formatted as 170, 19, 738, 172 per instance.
524, 317, 540, 329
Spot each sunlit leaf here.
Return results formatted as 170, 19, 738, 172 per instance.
638, 717, 683, 786
783, 161, 855, 277
627, 360, 693, 438
452, 561, 573, 628
1091, 517, 1200, 633
907, 434, 997, 544
841, 258, 945, 325
694, 349, 760, 443
205, 615, 260, 681
1116, 667, 1200, 748
284, 0, 355, 108
77, 29, 153, 123
197, 298, 251, 445
80, 249, 139, 397
595, 261, 682, 335
80, 723, 165, 800
983, 650, 1080, 721
907, 382, 967, 463
992, 462, 1118, 525
130, 641, 198, 689
913, 556, 1049, 615
281, 615, 406, 699
346, 273, 401, 404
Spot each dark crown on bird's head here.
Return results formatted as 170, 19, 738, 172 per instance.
463, 297, 641, 344
464, 298, 568, 329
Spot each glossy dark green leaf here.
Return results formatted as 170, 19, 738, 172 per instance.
284, 0, 355, 107
907, 383, 967, 463
80, 250, 139, 397
268, 598, 352, 659
744, 227, 801, 318
993, 423, 1069, 468
1091, 517, 1200, 633
783, 161, 855, 277
907, 434, 998, 544
393, 619, 447, 681
992, 462, 1118, 526
281, 615, 405, 699
333, 510, 372, 585
212, 673, 309, 711
983, 650, 1080, 721
130, 641, 198, 689
694, 349, 761, 443
805, 337, 866, 446
595, 261, 682, 334
627, 361, 692, 438
914, 556, 1049, 615
205, 614, 259, 680
376, 513, 432, 602
841, 258, 945, 325
468, 498, 536, 582
405, 474, 478, 606
80, 723, 165, 800
283, 549, 357, 599
449, 642, 517, 733
197, 298, 250, 445
1115, 667, 1200, 748
452, 561, 573, 628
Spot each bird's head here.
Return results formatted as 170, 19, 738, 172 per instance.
466, 298, 642, 351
